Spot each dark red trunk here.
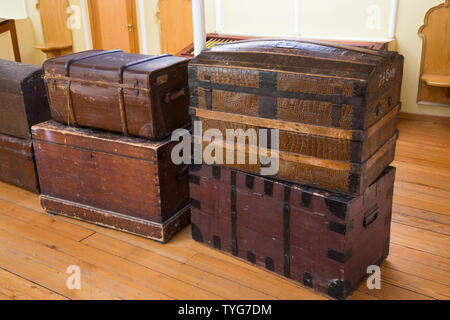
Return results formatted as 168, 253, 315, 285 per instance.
190, 164, 395, 299
0, 133, 39, 193
32, 121, 190, 242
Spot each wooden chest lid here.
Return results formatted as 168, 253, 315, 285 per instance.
31, 120, 171, 162
0, 59, 42, 94
190, 39, 400, 81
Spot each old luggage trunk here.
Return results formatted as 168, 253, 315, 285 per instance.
188, 40, 403, 195
0, 133, 39, 193
0, 59, 50, 139
32, 121, 190, 242
43, 50, 190, 140
190, 164, 396, 299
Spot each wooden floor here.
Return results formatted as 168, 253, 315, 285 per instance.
0, 118, 449, 300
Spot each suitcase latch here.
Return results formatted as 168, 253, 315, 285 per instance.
134, 80, 140, 96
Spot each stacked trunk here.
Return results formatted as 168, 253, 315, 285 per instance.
188, 40, 403, 298
33, 50, 191, 243
0, 59, 51, 193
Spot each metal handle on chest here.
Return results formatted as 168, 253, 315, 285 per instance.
164, 88, 187, 104
363, 207, 379, 228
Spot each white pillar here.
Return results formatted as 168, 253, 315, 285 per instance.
294, 0, 301, 36
137, 0, 148, 54
192, 0, 206, 57
80, 0, 93, 50
388, 0, 399, 38
215, 0, 222, 33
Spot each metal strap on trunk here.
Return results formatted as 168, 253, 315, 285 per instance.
64, 49, 123, 126
117, 54, 172, 136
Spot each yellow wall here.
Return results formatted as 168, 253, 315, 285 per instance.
209, 0, 449, 116
0, 0, 46, 65
0, 0, 448, 116
213, 0, 392, 39
0, 32, 16, 61
396, 0, 450, 117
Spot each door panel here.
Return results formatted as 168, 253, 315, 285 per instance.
88, 0, 139, 53
158, 0, 193, 55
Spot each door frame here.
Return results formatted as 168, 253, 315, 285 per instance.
87, 0, 140, 53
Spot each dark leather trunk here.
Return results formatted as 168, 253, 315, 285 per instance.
190, 164, 395, 299
43, 50, 190, 140
32, 121, 190, 242
0, 59, 50, 139
188, 40, 403, 195
0, 133, 39, 193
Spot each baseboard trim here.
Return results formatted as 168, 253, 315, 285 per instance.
399, 112, 450, 125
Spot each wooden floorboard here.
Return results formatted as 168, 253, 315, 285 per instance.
0, 118, 449, 300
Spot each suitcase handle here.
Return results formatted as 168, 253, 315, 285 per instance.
363, 207, 379, 228
164, 88, 187, 104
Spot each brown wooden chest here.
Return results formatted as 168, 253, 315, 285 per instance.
43, 50, 190, 140
0, 59, 50, 139
188, 40, 403, 195
32, 121, 190, 242
0, 133, 39, 193
189, 164, 396, 299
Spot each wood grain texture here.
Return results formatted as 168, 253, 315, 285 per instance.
35, 0, 72, 58
32, 121, 190, 242
88, 0, 139, 53
0, 117, 448, 300
417, 0, 450, 106
158, 0, 193, 55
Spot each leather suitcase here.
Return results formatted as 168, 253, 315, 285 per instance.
190, 164, 396, 299
32, 121, 190, 242
0, 133, 39, 193
43, 50, 190, 140
0, 59, 50, 139
188, 40, 403, 195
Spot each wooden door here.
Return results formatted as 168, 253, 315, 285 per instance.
158, 0, 193, 55
88, 0, 139, 53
